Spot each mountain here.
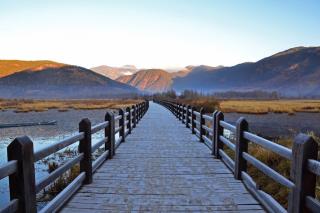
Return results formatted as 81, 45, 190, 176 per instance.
91, 65, 138, 80
117, 69, 172, 92
170, 66, 194, 78
0, 60, 64, 78
173, 46, 320, 96
0, 63, 138, 99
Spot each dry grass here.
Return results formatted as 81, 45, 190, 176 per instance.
0, 99, 142, 113
219, 100, 320, 114
177, 98, 219, 113
223, 133, 320, 208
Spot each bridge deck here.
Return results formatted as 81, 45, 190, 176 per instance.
61, 102, 264, 212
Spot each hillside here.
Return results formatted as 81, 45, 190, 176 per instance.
0, 60, 65, 77
170, 66, 194, 78
0, 64, 138, 99
173, 46, 320, 96
91, 65, 138, 80
117, 69, 172, 92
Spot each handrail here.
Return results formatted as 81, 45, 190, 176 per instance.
34, 132, 85, 161
0, 100, 149, 213
0, 160, 18, 180
153, 99, 320, 213
243, 131, 292, 160
220, 120, 236, 133
91, 121, 109, 134
203, 114, 213, 121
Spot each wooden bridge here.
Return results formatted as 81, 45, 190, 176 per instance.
0, 100, 320, 213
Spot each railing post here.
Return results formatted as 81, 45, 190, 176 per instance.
105, 111, 115, 158
79, 118, 92, 184
176, 103, 179, 118
288, 134, 318, 213
182, 105, 186, 124
133, 105, 137, 128
214, 111, 224, 158
211, 110, 218, 155
191, 106, 196, 134
136, 104, 139, 124
119, 108, 125, 142
234, 117, 248, 180
186, 105, 190, 128
138, 103, 141, 122
126, 107, 132, 134
7, 136, 36, 213
199, 108, 205, 142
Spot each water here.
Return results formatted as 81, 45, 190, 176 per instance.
0, 109, 113, 207
224, 112, 320, 138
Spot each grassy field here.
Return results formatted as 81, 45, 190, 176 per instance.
174, 99, 320, 114
220, 99, 320, 114
0, 99, 142, 113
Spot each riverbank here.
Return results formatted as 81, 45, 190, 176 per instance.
0, 99, 141, 112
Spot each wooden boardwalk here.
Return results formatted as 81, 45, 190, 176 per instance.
61, 102, 263, 212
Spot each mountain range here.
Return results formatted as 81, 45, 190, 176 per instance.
115, 66, 195, 92
91, 65, 138, 80
172, 46, 320, 96
1, 46, 319, 98
0, 61, 138, 99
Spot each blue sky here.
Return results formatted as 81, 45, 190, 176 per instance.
0, 0, 319, 69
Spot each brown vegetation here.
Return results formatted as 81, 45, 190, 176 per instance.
0, 99, 142, 113
220, 100, 320, 114
0, 60, 64, 78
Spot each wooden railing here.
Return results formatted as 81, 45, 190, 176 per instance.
154, 99, 320, 213
0, 100, 149, 213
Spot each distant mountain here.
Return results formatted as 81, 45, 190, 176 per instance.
117, 69, 172, 92
173, 47, 320, 97
0, 63, 138, 99
91, 65, 138, 80
0, 60, 64, 77
170, 66, 194, 78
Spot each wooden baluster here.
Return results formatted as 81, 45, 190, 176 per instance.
191, 106, 196, 134
119, 108, 125, 142
186, 105, 190, 128
175, 103, 178, 118
288, 134, 318, 213
136, 104, 140, 124
211, 110, 218, 155
181, 105, 184, 124
79, 118, 92, 184
133, 105, 137, 128
214, 111, 224, 158
199, 108, 204, 142
105, 112, 115, 158
126, 107, 132, 134
234, 117, 248, 179
7, 136, 37, 213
